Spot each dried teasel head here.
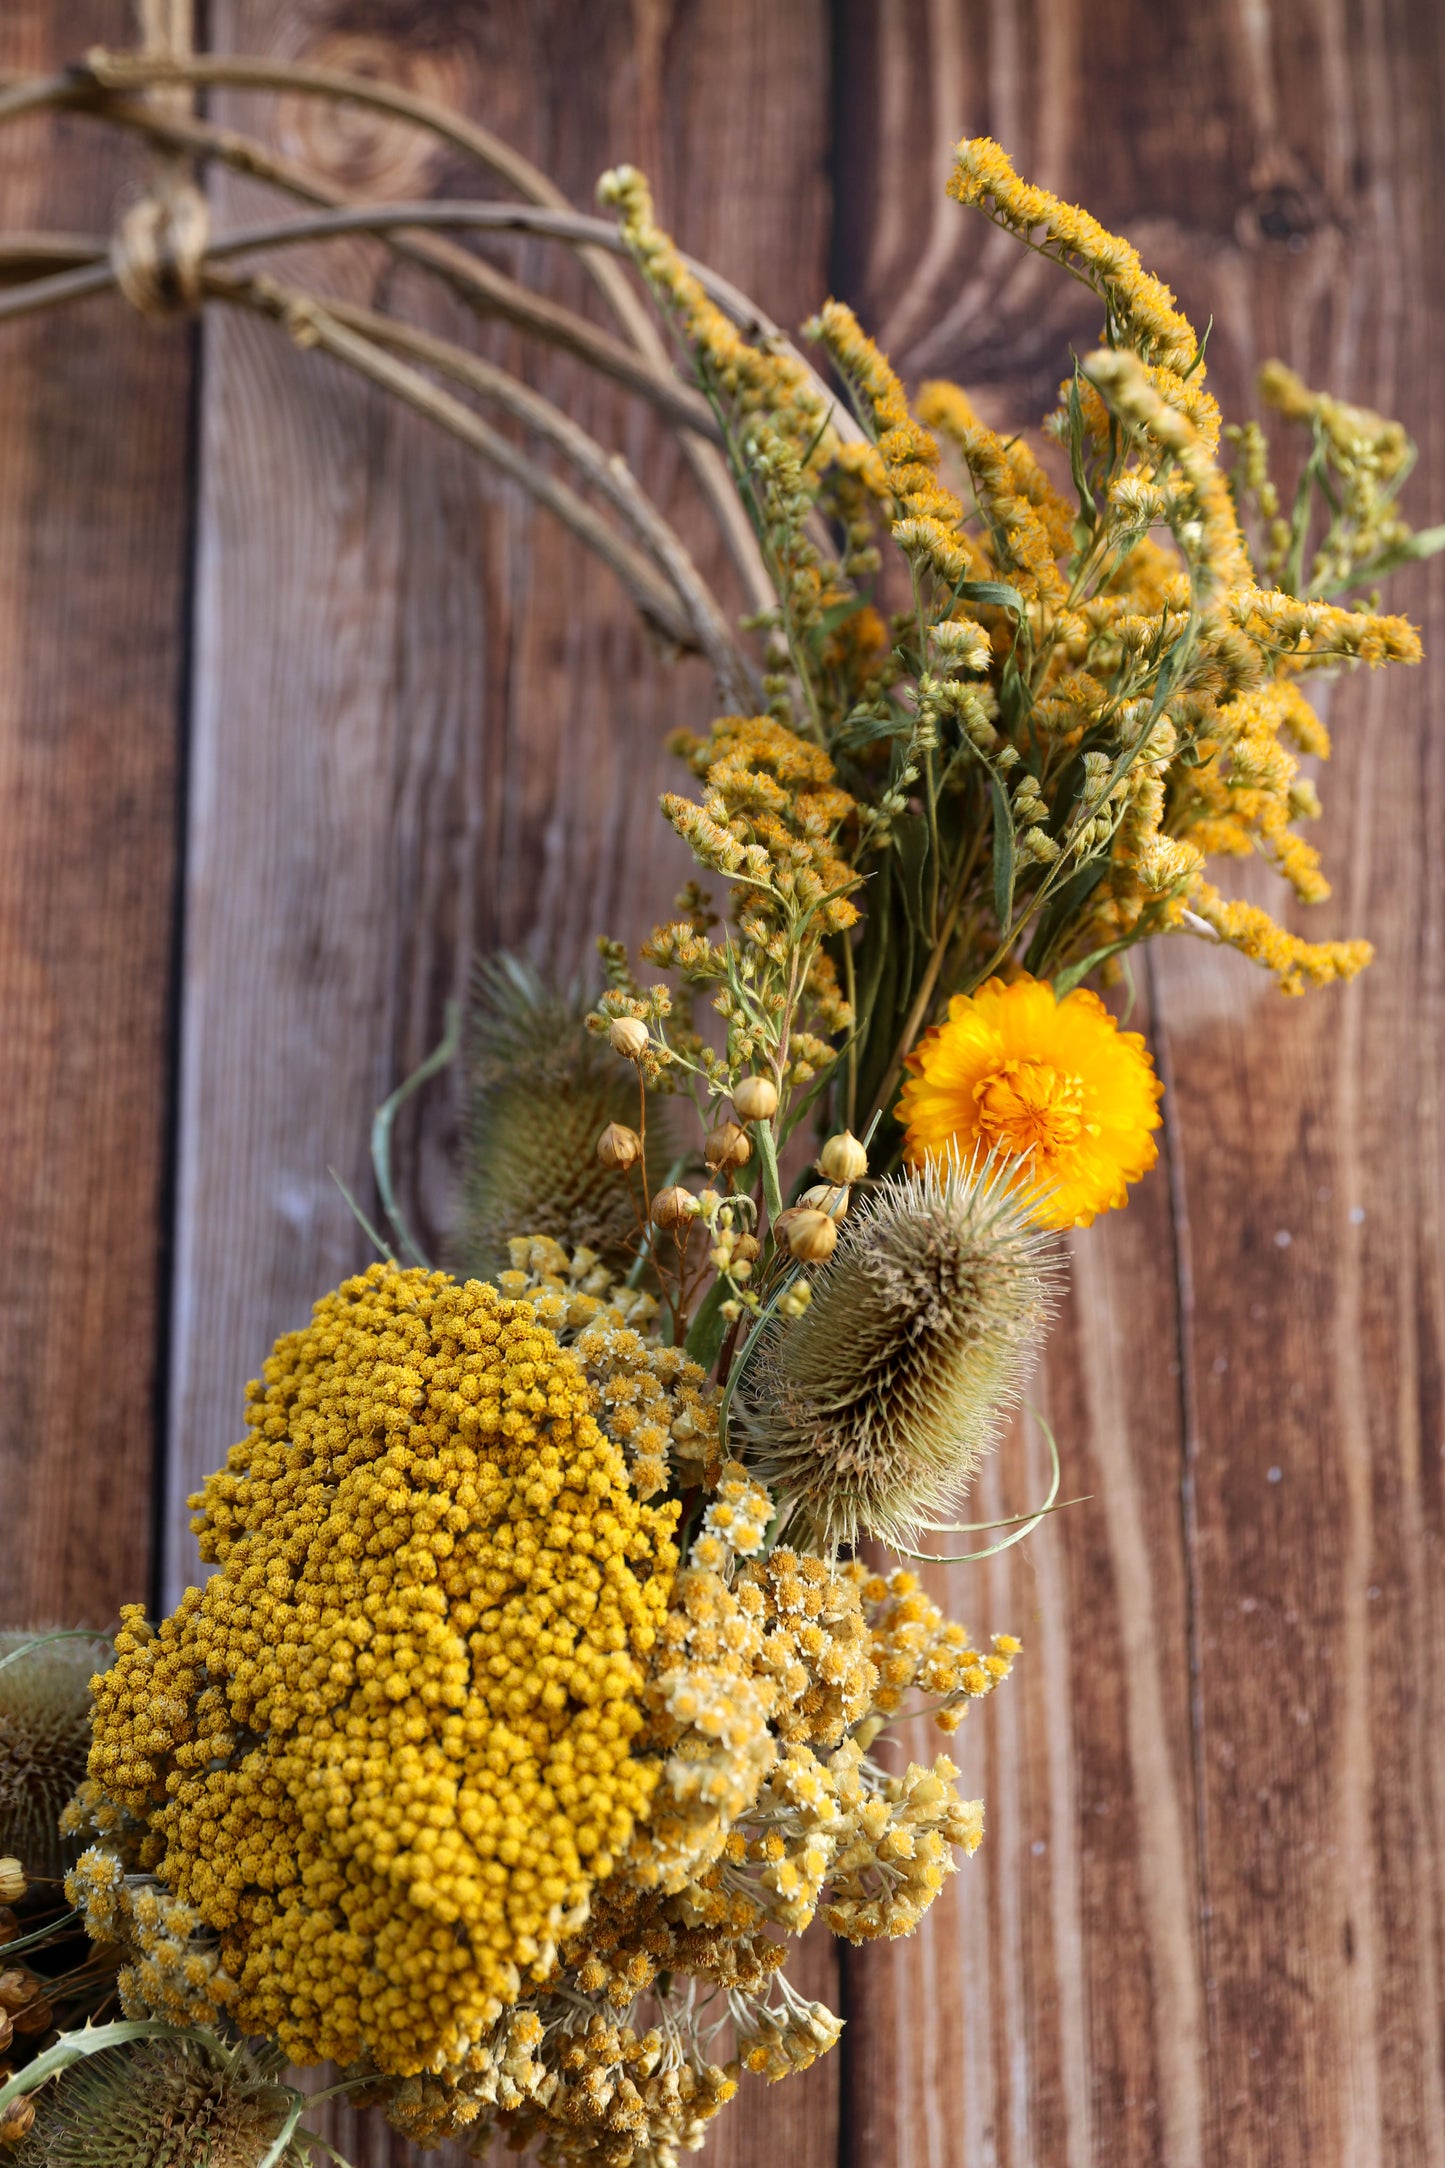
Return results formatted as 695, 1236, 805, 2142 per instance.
459, 958, 673, 1278
0, 1632, 112, 1881
733, 1152, 1060, 1553
7, 2034, 309, 2168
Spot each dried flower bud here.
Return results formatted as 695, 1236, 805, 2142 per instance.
0, 2095, 35, 2142
0, 1972, 35, 2014
732, 1233, 761, 1263
608, 1016, 650, 1060
704, 1120, 751, 1170
0, 1866, 22, 1908
651, 1185, 697, 1230
818, 1130, 869, 1184
595, 1121, 642, 1171
786, 1210, 839, 1263
0, 2004, 11, 2054
798, 1183, 849, 1216
733, 1075, 779, 1122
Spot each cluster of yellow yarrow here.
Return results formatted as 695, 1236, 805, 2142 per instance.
65, 1267, 1017, 2160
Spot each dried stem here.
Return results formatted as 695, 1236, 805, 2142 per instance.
205, 267, 701, 652
2, 87, 722, 442
83, 46, 782, 606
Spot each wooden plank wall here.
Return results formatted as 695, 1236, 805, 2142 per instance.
1, 3, 1441, 2165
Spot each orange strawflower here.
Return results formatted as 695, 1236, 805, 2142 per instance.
898, 977, 1163, 1229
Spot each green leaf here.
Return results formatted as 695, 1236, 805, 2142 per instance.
1023, 855, 1109, 973
954, 578, 1027, 617
1052, 938, 1136, 997
1067, 371, 1097, 519
894, 814, 932, 945
683, 1275, 730, 1370
998, 654, 1031, 734
989, 773, 1016, 931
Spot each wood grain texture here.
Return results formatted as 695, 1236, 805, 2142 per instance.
0, 1, 190, 1626
834, 1, 1445, 2162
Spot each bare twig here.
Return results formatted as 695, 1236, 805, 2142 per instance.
204, 266, 701, 653
81, 46, 784, 603
0, 227, 755, 702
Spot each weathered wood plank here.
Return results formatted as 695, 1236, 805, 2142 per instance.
170, 4, 837, 2162
834, 0, 1445, 2161
0, 2, 189, 1626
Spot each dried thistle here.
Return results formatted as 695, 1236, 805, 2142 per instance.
733, 1155, 1060, 1552
10, 2035, 312, 2168
0, 1633, 111, 1880
458, 954, 670, 1278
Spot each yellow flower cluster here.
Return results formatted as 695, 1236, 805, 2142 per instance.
861, 1567, 1021, 1734
663, 712, 860, 940
496, 1234, 721, 1497
691, 1462, 772, 1570
598, 165, 830, 470
62, 1847, 236, 2025
1254, 359, 1418, 593
807, 301, 982, 591
1186, 883, 1374, 995
375, 1995, 740, 2159
822, 1751, 985, 1944
949, 136, 1203, 384
919, 377, 1071, 609
351, 1544, 1015, 2152
80, 1265, 678, 2078
604, 712, 858, 1103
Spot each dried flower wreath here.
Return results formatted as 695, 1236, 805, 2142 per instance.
1, 7, 1439, 2163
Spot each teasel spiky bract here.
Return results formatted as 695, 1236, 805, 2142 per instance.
0, 1632, 112, 1879
457, 954, 672, 1279
732, 1153, 1062, 1553
9, 2034, 314, 2168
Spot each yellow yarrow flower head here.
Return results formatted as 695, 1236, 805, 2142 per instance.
898, 977, 1162, 1228
80, 1265, 678, 2080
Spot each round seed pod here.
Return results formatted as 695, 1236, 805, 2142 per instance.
732, 1075, 779, 1122
818, 1130, 869, 1184
0, 1972, 36, 2014
11, 1998, 50, 2038
785, 1211, 838, 1263
650, 1185, 697, 1230
0, 1865, 21, 1908
704, 1121, 751, 1170
0, 2003, 13, 2054
608, 1016, 650, 1060
797, 1183, 849, 1216
0, 2096, 35, 2143
595, 1121, 642, 1171
731, 1233, 761, 1263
